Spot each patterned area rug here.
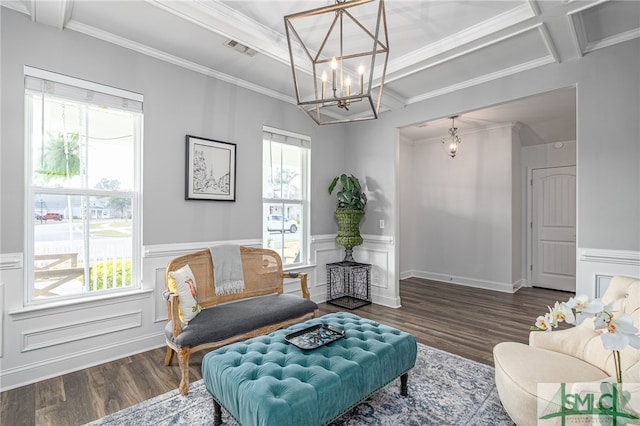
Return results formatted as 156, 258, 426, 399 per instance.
87, 343, 514, 425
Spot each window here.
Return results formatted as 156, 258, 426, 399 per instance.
24, 67, 143, 303
262, 127, 310, 266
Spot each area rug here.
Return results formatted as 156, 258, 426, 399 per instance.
87, 343, 514, 425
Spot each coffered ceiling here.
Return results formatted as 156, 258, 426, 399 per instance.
3, 0, 639, 140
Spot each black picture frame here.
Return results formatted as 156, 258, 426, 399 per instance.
185, 135, 236, 201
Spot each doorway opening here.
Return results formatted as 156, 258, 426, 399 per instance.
398, 87, 577, 292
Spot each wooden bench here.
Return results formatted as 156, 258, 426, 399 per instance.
164, 246, 318, 395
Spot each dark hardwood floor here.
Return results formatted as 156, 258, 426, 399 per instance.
1, 278, 571, 425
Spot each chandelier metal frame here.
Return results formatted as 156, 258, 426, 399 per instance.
284, 0, 389, 125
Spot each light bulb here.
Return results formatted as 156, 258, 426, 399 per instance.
331, 57, 337, 93
321, 71, 327, 99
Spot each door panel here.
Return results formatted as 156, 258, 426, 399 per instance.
532, 166, 576, 291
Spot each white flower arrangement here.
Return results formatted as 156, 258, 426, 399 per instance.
532, 294, 640, 383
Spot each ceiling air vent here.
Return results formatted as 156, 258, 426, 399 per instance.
224, 39, 257, 57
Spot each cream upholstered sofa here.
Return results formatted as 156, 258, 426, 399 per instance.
493, 276, 640, 425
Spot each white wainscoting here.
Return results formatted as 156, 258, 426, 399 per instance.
0, 235, 398, 391
0, 253, 23, 361
311, 234, 399, 308
0, 283, 4, 358
146, 236, 399, 307
22, 310, 143, 352
143, 238, 263, 324
577, 248, 640, 297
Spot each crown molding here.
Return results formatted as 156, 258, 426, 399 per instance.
537, 23, 560, 63
414, 121, 523, 144
386, 23, 549, 87
403, 24, 557, 105
566, 0, 638, 56
583, 27, 640, 55
406, 55, 556, 106
2, 1, 29, 16
147, 0, 292, 67
64, 20, 296, 105
387, 2, 536, 76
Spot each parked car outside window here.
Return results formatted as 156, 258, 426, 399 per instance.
266, 215, 298, 233
35, 212, 63, 221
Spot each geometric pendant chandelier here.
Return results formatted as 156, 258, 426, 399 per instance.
284, 0, 389, 125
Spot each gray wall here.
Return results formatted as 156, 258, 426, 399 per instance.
1, 6, 639, 389
0, 8, 346, 252
399, 125, 517, 290
0, 8, 350, 390
347, 37, 640, 260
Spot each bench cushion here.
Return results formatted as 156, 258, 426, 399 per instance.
165, 294, 318, 348
202, 312, 417, 426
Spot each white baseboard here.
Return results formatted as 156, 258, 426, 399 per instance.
0, 331, 165, 392
512, 278, 528, 291
371, 293, 401, 308
399, 269, 416, 280
408, 270, 517, 293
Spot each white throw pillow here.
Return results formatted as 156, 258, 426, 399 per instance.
168, 264, 202, 324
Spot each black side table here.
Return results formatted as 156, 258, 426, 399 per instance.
326, 261, 372, 310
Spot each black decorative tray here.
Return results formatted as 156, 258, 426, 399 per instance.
285, 324, 345, 350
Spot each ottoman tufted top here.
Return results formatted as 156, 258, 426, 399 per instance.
202, 312, 417, 426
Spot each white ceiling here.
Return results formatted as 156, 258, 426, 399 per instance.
4, 0, 639, 141
402, 86, 577, 143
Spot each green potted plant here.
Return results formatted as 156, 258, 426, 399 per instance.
328, 174, 367, 262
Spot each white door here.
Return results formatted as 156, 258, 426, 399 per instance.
531, 166, 576, 292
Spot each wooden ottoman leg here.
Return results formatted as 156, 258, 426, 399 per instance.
213, 399, 222, 426
400, 372, 409, 396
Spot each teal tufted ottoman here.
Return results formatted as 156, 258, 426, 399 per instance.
202, 312, 417, 426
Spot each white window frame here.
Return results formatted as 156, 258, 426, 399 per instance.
24, 66, 143, 305
262, 126, 310, 268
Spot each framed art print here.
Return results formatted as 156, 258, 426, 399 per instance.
185, 135, 236, 201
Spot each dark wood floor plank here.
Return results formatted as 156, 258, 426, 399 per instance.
1, 381, 36, 426
59, 369, 98, 425
1, 278, 571, 425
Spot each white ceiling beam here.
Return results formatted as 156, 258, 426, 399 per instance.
386, 2, 536, 77
26, 0, 74, 30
